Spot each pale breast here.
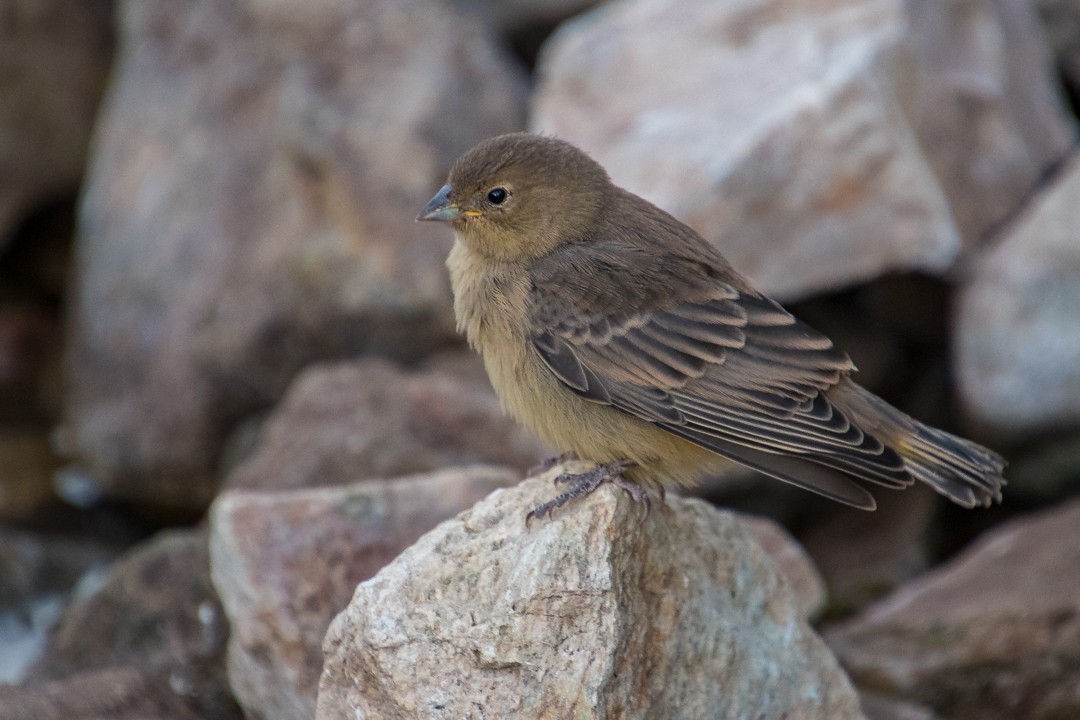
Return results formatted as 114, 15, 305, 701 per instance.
447, 240, 526, 349
447, 239, 531, 402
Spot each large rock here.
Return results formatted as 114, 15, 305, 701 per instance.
0, 667, 199, 720
30, 529, 238, 720
0, 0, 112, 248
210, 466, 519, 720
826, 498, 1080, 720
954, 154, 1080, 432
533, 0, 958, 299
59, 0, 526, 509
224, 356, 547, 492
532, 0, 1074, 299
900, 0, 1075, 244
317, 473, 864, 720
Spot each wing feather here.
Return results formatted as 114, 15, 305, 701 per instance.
528, 268, 913, 499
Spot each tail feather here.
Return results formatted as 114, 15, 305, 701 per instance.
896, 424, 1005, 508
829, 379, 1006, 508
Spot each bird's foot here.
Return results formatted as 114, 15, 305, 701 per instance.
526, 460, 647, 524
526, 451, 579, 478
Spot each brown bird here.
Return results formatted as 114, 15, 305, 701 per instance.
418, 133, 1004, 521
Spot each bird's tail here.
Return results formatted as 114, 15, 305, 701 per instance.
830, 380, 1005, 508
894, 423, 1005, 507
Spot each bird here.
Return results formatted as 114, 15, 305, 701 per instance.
417, 132, 1005, 522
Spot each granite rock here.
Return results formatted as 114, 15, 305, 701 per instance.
827, 498, 1080, 720
317, 471, 864, 720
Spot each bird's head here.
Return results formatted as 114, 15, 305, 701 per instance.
417, 133, 612, 261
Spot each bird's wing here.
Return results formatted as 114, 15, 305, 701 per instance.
528, 263, 912, 508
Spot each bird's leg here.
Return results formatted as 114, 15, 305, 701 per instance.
526, 451, 579, 478
526, 460, 648, 524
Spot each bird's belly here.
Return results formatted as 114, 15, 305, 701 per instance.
481, 338, 716, 489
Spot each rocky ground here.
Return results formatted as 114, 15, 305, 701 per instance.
1, 1, 1079, 719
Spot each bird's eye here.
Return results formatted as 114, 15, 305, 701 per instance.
486, 187, 508, 205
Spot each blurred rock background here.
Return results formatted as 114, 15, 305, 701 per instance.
0, 0, 1078, 718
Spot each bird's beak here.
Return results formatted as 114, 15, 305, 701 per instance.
416, 184, 461, 222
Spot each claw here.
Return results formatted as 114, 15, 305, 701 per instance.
525, 460, 650, 525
